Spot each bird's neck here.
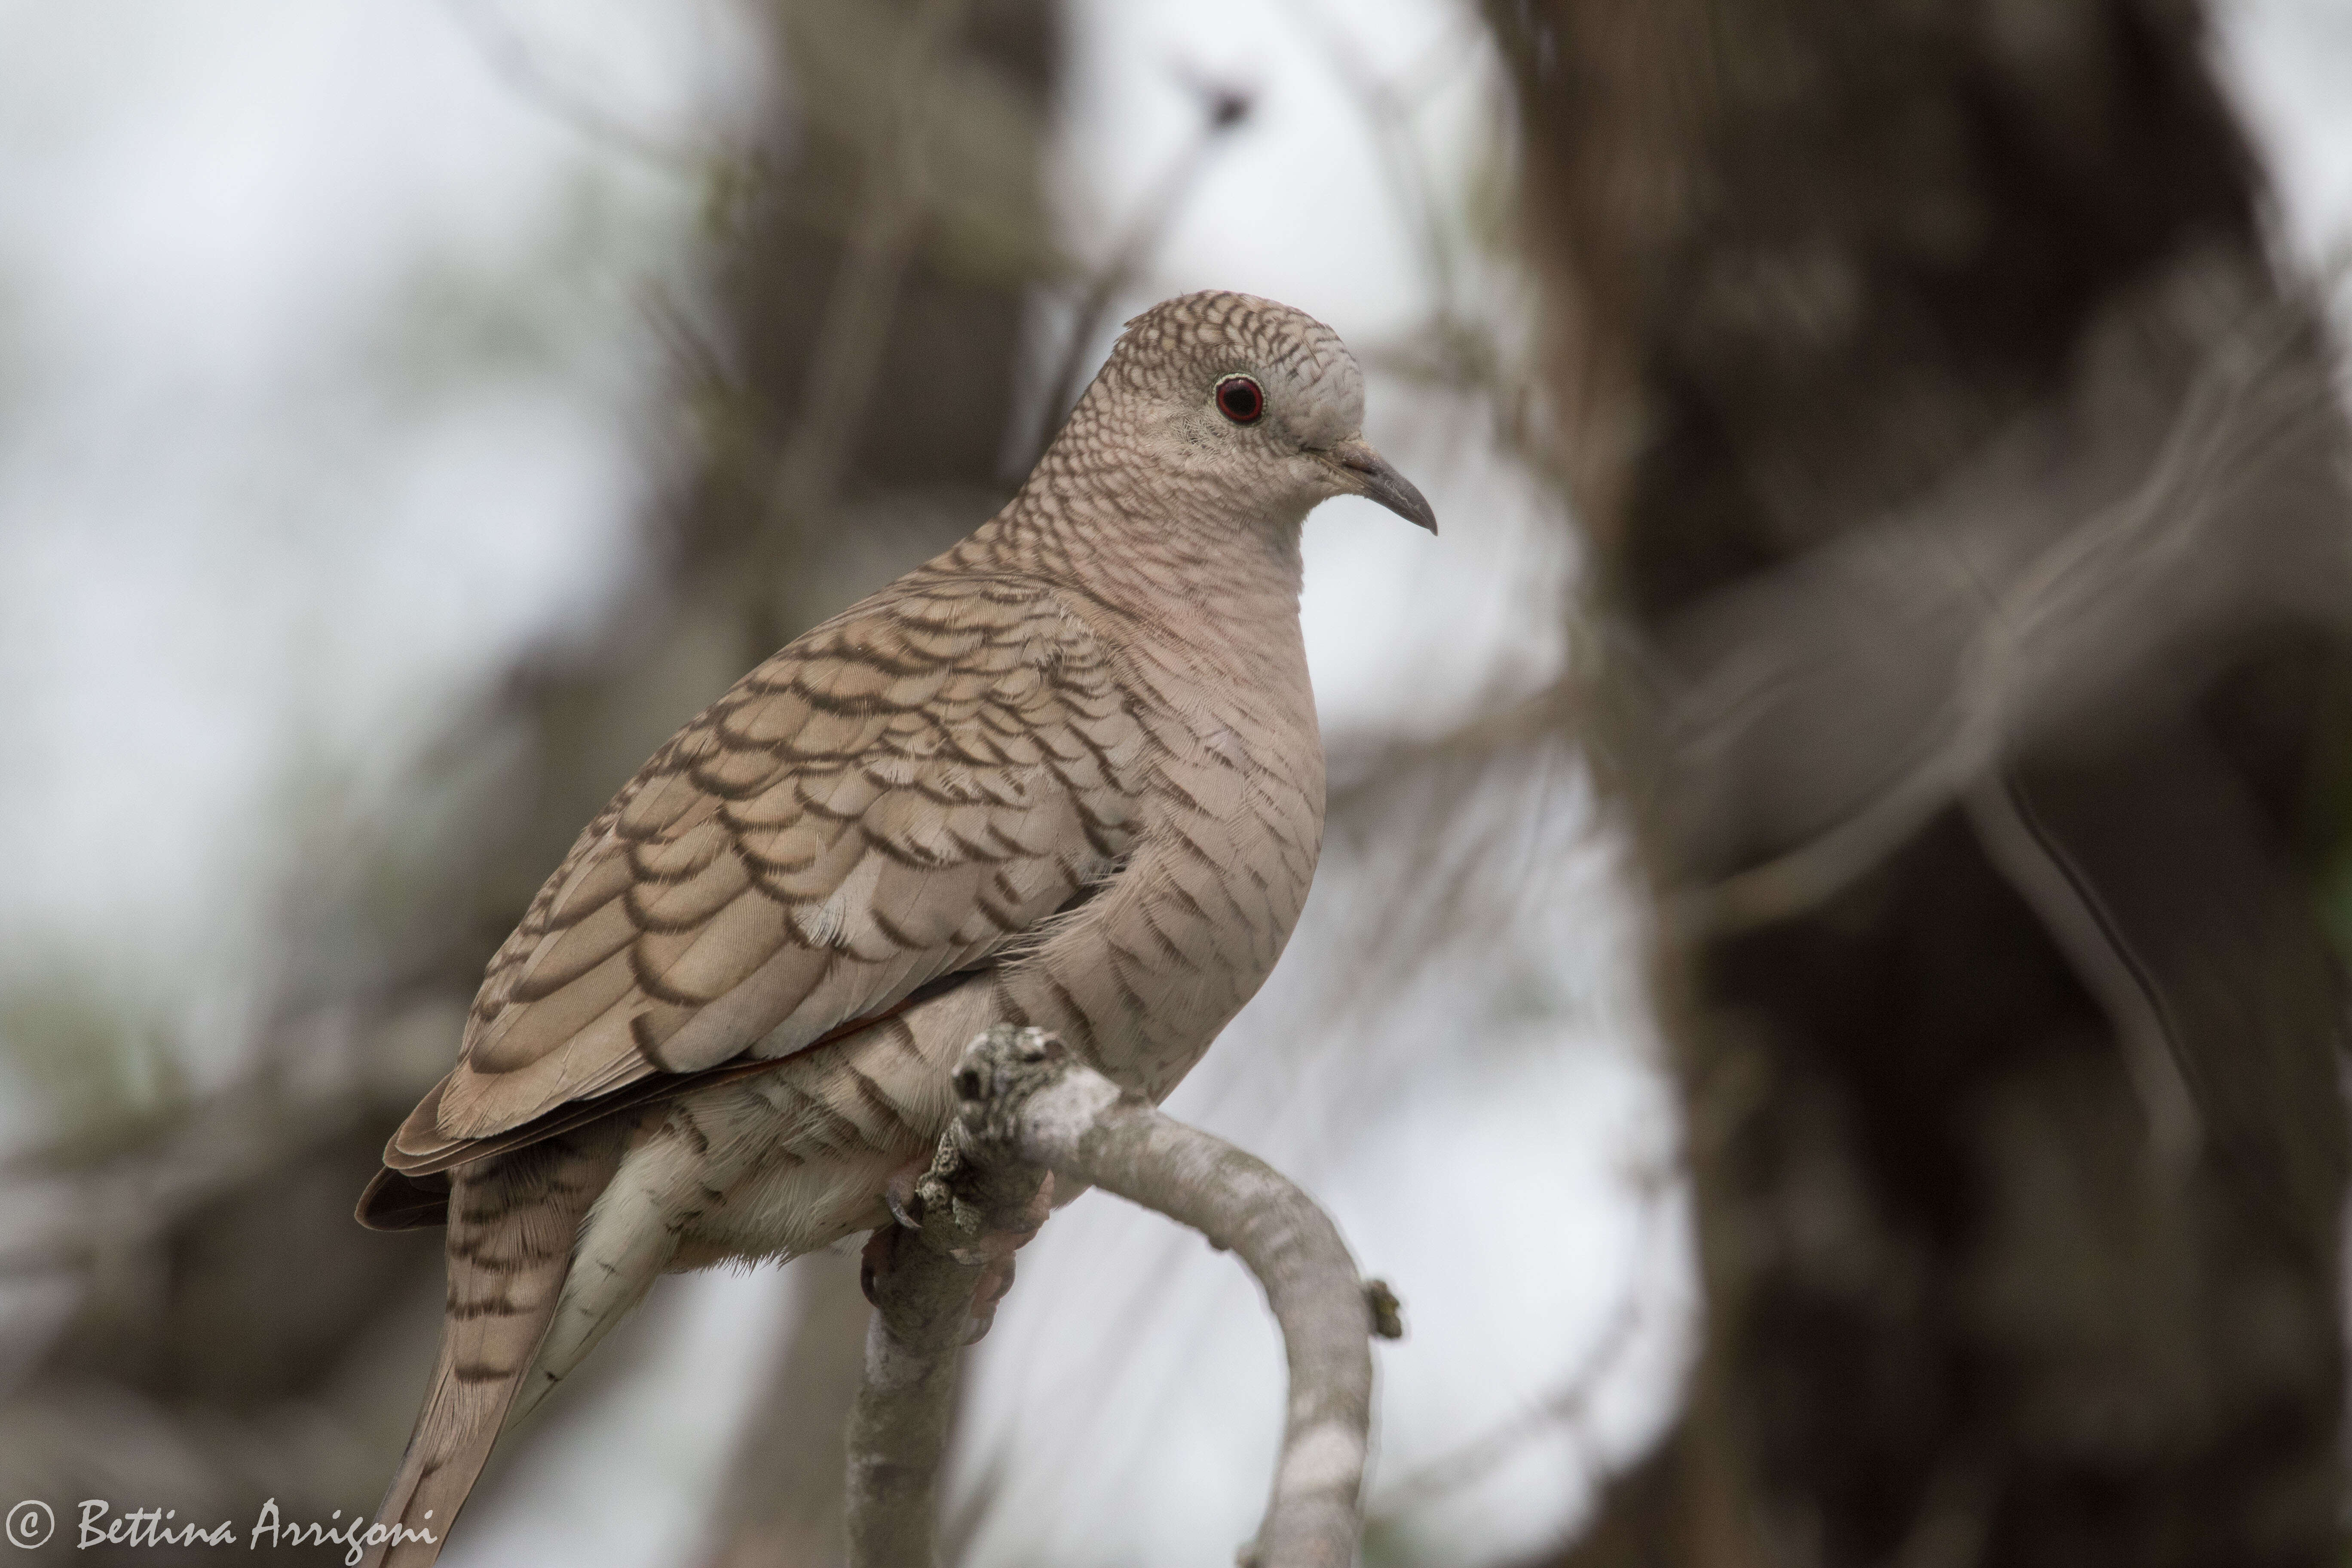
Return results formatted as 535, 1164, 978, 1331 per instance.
974, 459, 1308, 629
934, 459, 1321, 750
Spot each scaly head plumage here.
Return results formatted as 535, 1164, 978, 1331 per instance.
1063, 290, 1437, 535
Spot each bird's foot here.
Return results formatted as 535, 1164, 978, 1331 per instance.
862, 1144, 1053, 1342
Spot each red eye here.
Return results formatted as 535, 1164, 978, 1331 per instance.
1214, 375, 1263, 423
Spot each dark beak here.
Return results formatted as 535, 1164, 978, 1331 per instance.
1326, 437, 1438, 534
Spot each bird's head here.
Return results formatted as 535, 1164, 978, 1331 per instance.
1078, 291, 1438, 535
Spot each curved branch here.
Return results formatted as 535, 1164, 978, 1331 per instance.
846, 1024, 1392, 1568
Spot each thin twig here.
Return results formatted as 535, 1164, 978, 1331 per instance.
1274, 0, 1481, 313
1026, 73, 1255, 468
1670, 304, 2315, 937
1963, 769, 2202, 1167
1326, 677, 1580, 821
436, 0, 709, 173
747, 0, 975, 651
0, 1012, 398, 1280
1367, 1168, 1666, 1519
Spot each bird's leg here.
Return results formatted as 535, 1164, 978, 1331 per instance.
860, 1138, 1051, 1342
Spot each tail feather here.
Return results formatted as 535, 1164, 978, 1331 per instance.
363, 1128, 624, 1567
504, 1152, 683, 1430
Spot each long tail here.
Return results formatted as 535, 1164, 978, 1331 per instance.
364, 1127, 625, 1567
504, 1148, 686, 1429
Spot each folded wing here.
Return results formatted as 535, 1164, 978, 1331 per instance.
386, 578, 1145, 1172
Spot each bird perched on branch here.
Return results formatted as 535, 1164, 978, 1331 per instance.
353, 291, 1434, 1565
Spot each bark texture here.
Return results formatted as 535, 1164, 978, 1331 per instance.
846, 1026, 1385, 1568
1491, 1, 2352, 1563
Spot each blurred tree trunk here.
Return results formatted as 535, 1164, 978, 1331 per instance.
1492, 1, 2352, 1564
3, 0, 1057, 1559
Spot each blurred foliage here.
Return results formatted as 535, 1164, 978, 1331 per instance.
0, 968, 183, 1162
0, 0, 1077, 1560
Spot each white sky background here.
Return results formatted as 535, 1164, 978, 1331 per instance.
1, 0, 2349, 1565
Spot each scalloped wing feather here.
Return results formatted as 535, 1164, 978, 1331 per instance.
396, 579, 1145, 1162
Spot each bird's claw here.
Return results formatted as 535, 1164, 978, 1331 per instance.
862, 1155, 1054, 1338
884, 1165, 927, 1231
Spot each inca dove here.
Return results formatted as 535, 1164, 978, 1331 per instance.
354, 291, 1433, 1565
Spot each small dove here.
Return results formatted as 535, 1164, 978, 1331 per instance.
356, 291, 1434, 1564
